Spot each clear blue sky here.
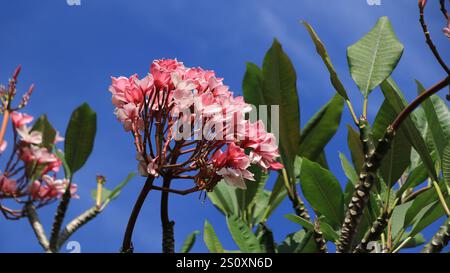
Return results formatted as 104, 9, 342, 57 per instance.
0, 0, 448, 253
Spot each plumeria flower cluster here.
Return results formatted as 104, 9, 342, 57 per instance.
0, 66, 77, 220
109, 59, 282, 192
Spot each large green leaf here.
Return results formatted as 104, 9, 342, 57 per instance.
403, 183, 443, 229
417, 80, 450, 160
32, 115, 56, 150
64, 103, 97, 175
381, 78, 438, 181
284, 214, 314, 231
243, 62, 265, 107
347, 16, 404, 97
298, 94, 344, 162
262, 39, 300, 178
226, 215, 262, 253
397, 162, 428, 197
373, 100, 411, 188
235, 165, 268, 215
301, 21, 349, 100
299, 158, 344, 227
339, 152, 358, 186
409, 199, 448, 238
203, 220, 224, 253
347, 125, 364, 174
180, 230, 200, 253
262, 175, 287, 220
207, 182, 239, 216
443, 140, 450, 189
277, 230, 317, 253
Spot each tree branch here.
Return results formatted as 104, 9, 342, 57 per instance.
121, 175, 155, 253
25, 203, 50, 252
337, 77, 450, 253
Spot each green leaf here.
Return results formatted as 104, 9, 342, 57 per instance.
404, 184, 442, 229
277, 230, 317, 253
399, 233, 426, 249
339, 152, 358, 186
299, 158, 344, 227
443, 140, 450, 189
226, 215, 262, 253
397, 162, 428, 197
203, 220, 224, 253
32, 115, 56, 150
252, 190, 271, 224
64, 103, 97, 175
263, 174, 287, 220
262, 39, 300, 178
347, 125, 364, 174
235, 165, 268, 214
390, 201, 414, 239
55, 150, 72, 179
318, 217, 340, 242
347, 16, 404, 97
243, 62, 265, 107
409, 200, 446, 238
373, 100, 411, 188
284, 214, 314, 231
417, 80, 450, 161
180, 230, 200, 253
298, 94, 344, 162
301, 21, 349, 100
207, 182, 239, 216
381, 78, 438, 181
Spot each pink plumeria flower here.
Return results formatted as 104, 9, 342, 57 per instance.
0, 140, 7, 154
0, 175, 17, 195
150, 59, 186, 88
10, 112, 34, 127
443, 17, 450, 39
171, 72, 197, 111
16, 126, 43, 145
54, 131, 65, 144
115, 103, 143, 132
146, 157, 159, 177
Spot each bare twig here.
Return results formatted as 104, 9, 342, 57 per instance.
419, 2, 450, 75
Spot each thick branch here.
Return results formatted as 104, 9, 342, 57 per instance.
121, 176, 155, 253
25, 203, 50, 252
161, 175, 174, 253
56, 206, 100, 251
49, 186, 72, 252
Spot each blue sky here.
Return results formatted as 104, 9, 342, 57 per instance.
0, 0, 449, 253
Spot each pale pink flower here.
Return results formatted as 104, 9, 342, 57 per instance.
10, 112, 33, 127
0, 140, 7, 154
30, 176, 78, 200
147, 157, 159, 177
171, 73, 197, 111
54, 131, 65, 144
115, 103, 143, 131
0, 175, 17, 195
243, 121, 283, 170
443, 16, 450, 39
16, 126, 43, 145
